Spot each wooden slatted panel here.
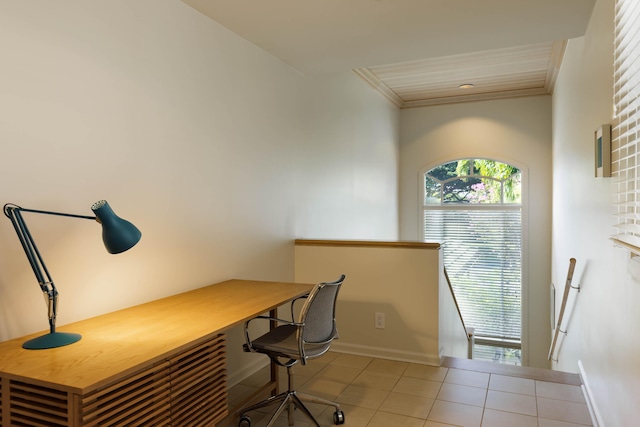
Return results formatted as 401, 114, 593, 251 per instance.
80, 360, 172, 427
7, 381, 69, 426
169, 334, 227, 427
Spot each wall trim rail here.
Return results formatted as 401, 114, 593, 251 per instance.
294, 239, 441, 249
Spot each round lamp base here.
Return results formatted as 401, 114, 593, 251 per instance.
22, 332, 82, 350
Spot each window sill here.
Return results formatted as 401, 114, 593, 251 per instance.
611, 236, 640, 258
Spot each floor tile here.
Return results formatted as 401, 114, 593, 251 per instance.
319, 403, 375, 427
336, 384, 389, 410
437, 382, 487, 407
480, 408, 537, 427
299, 377, 348, 400
331, 353, 373, 369
227, 353, 594, 427
351, 370, 400, 391
536, 380, 585, 403
321, 351, 341, 363
314, 364, 362, 384
365, 358, 410, 376
537, 397, 592, 425
405, 363, 449, 382
254, 416, 314, 427
239, 365, 271, 387
538, 418, 593, 427
300, 401, 349, 427
366, 411, 426, 427
295, 360, 329, 377
428, 400, 484, 427
445, 368, 490, 388
393, 376, 442, 398
424, 421, 463, 427
228, 382, 256, 405
379, 391, 435, 418
249, 407, 315, 427
489, 374, 535, 395
485, 390, 537, 416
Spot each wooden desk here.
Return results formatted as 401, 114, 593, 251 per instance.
0, 279, 313, 426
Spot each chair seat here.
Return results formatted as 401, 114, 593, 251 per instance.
251, 324, 330, 360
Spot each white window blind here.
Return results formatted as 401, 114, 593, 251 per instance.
425, 207, 522, 341
612, 0, 640, 250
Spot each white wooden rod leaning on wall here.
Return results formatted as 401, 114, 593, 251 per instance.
548, 258, 578, 361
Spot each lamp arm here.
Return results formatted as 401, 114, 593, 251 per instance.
4, 206, 51, 287
3, 204, 95, 335
11, 206, 96, 221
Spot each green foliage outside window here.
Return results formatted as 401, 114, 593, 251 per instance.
425, 159, 521, 204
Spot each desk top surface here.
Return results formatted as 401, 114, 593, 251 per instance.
0, 279, 313, 393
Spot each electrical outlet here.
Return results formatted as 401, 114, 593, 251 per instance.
375, 312, 385, 329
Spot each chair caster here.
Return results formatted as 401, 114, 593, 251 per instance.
333, 410, 345, 424
238, 415, 251, 427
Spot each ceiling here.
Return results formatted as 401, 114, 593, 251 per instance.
181, 0, 596, 107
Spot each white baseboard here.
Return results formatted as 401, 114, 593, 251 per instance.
330, 342, 441, 366
578, 360, 605, 427
229, 343, 441, 386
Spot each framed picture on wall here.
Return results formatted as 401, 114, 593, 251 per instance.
595, 124, 611, 178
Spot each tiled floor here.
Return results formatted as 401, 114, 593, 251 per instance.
227, 352, 592, 427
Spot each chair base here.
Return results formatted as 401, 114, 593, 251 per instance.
239, 390, 314, 427
238, 376, 345, 427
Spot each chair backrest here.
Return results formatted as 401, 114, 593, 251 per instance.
298, 275, 345, 346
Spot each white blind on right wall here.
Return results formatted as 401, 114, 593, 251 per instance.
612, 0, 640, 250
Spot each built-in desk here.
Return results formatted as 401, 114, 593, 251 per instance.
0, 279, 312, 426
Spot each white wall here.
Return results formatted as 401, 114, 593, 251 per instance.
552, 0, 640, 425
0, 0, 399, 381
295, 241, 468, 365
399, 97, 553, 368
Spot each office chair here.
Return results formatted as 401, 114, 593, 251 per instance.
238, 275, 346, 427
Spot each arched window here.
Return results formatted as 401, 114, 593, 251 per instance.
423, 159, 523, 364
424, 159, 521, 205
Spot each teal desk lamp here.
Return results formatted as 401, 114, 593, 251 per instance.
3, 200, 141, 350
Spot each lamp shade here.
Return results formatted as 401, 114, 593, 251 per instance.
92, 200, 142, 254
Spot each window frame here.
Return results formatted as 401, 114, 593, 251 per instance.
419, 157, 530, 364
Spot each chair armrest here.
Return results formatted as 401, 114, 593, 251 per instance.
243, 315, 301, 353
290, 294, 309, 320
